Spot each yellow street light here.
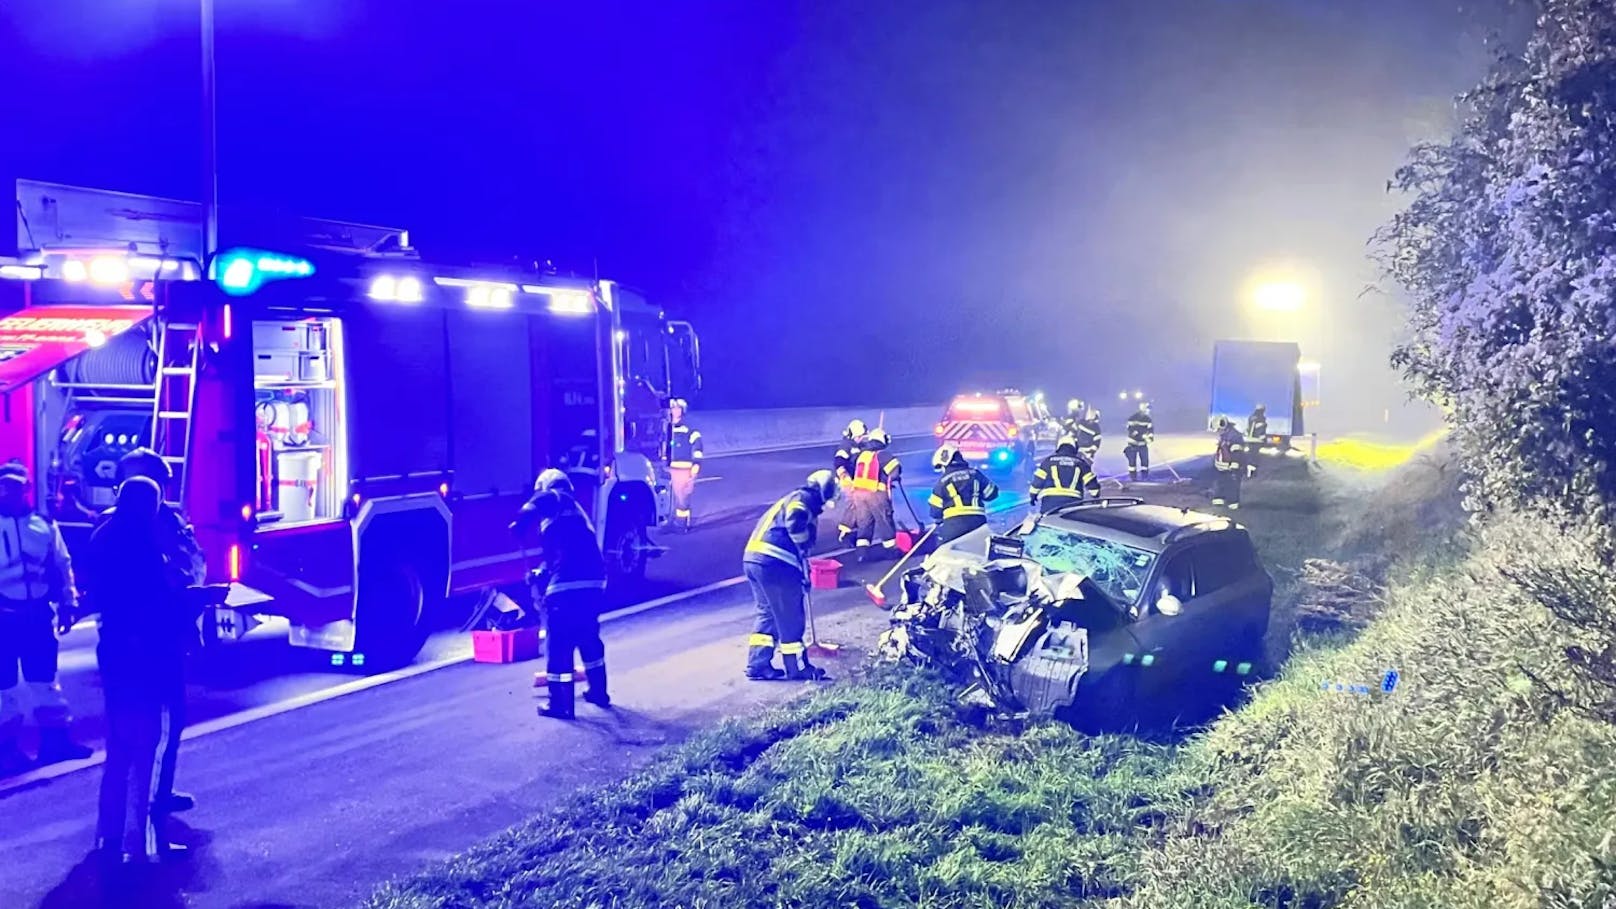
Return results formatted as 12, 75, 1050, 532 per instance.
1250, 280, 1307, 312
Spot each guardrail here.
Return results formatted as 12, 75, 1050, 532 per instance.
695, 404, 942, 456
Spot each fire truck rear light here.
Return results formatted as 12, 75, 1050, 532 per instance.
546, 290, 594, 315
89, 256, 130, 285
240, 504, 253, 521
228, 544, 242, 582
396, 276, 424, 303
62, 260, 88, 282
223, 304, 233, 340
368, 275, 398, 301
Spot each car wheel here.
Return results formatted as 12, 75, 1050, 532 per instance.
605, 517, 650, 585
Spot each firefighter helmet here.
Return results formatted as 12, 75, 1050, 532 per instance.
931, 444, 961, 472
806, 469, 839, 503
845, 418, 868, 439
670, 398, 689, 414
866, 427, 891, 449
1066, 398, 1084, 415
1056, 435, 1078, 453
534, 468, 573, 495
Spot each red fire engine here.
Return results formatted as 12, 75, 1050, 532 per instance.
0, 181, 700, 666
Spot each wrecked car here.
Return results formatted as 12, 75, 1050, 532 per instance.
877, 497, 1272, 725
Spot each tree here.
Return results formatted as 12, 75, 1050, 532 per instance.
1377, 0, 1616, 520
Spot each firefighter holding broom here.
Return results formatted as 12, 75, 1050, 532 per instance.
742, 470, 839, 682
510, 469, 610, 719
846, 428, 901, 561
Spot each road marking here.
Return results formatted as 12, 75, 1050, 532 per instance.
696, 476, 723, 484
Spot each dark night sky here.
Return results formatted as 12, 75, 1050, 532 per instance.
0, 0, 1511, 418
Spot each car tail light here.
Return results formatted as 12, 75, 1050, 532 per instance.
228, 544, 242, 582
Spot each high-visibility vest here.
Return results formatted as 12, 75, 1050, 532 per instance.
852, 450, 890, 492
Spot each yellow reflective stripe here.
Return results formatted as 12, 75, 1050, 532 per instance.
745, 541, 799, 565
942, 504, 987, 518
927, 493, 944, 507
1040, 487, 1082, 498
947, 483, 964, 510
852, 479, 887, 491
1033, 468, 1048, 479
883, 460, 900, 475
778, 641, 806, 655
749, 633, 775, 647
786, 501, 810, 515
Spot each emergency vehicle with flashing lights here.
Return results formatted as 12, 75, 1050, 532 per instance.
0, 180, 701, 668
932, 389, 1045, 470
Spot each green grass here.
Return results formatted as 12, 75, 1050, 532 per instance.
368, 448, 1616, 909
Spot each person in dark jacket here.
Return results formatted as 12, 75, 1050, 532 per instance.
1075, 408, 1103, 461
928, 445, 999, 543
833, 419, 867, 542
1029, 438, 1101, 513
1124, 402, 1155, 481
96, 448, 206, 817
666, 399, 704, 531
89, 476, 192, 864
1212, 418, 1247, 509
511, 469, 609, 719
742, 470, 837, 681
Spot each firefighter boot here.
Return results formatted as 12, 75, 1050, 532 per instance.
159, 792, 197, 814
37, 727, 93, 764
1128, 468, 1138, 482
582, 665, 611, 708
782, 654, 829, 682
540, 681, 575, 720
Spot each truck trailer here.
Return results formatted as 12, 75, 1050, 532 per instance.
0, 180, 700, 666
1208, 339, 1306, 447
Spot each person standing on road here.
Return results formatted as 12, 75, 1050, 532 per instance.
88, 476, 191, 864
1029, 438, 1101, 514
1124, 402, 1155, 481
848, 428, 901, 561
742, 470, 838, 682
97, 448, 206, 818
1060, 399, 1087, 441
1075, 407, 1103, 462
833, 419, 867, 541
0, 460, 91, 774
511, 469, 610, 720
1245, 403, 1269, 473
928, 445, 999, 543
667, 399, 705, 532
1212, 418, 1247, 509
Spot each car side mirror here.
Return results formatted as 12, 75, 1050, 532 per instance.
1156, 592, 1183, 616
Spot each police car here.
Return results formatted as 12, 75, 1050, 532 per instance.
933, 390, 1044, 469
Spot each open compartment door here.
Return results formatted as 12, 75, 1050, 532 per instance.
0, 305, 155, 394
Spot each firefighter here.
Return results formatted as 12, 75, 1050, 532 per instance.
848, 427, 902, 561
667, 399, 704, 531
0, 461, 91, 773
1246, 403, 1269, 469
1075, 407, 1103, 461
1212, 418, 1247, 509
95, 449, 207, 817
1060, 399, 1087, 440
928, 445, 999, 543
833, 419, 867, 542
1124, 402, 1155, 481
1029, 438, 1101, 513
510, 469, 610, 719
743, 470, 837, 682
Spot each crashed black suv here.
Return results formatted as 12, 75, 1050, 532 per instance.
880, 497, 1272, 728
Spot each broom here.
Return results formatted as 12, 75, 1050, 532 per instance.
864, 523, 937, 608
805, 586, 841, 657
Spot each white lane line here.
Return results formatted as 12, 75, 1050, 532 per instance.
696, 476, 723, 484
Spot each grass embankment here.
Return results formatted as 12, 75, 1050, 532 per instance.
369, 448, 1616, 909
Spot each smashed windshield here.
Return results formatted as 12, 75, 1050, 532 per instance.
1022, 525, 1156, 606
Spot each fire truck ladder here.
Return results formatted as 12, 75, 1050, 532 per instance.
151, 320, 202, 503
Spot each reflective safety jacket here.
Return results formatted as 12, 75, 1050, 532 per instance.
1215, 426, 1247, 471
0, 511, 77, 612
513, 490, 607, 597
852, 449, 902, 493
928, 467, 999, 521
669, 422, 705, 469
833, 436, 863, 479
1029, 450, 1100, 505
1126, 410, 1155, 446
743, 485, 825, 574
1247, 411, 1268, 440
1075, 419, 1102, 452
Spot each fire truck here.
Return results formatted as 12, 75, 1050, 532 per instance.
0, 180, 700, 666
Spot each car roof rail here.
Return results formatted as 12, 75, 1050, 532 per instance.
1052, 496, 1145, 515
1162, 517, 1237, 544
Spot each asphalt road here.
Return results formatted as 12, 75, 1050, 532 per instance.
0, 431, 1213, 908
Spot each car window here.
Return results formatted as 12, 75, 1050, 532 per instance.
1153, 553, 1195, 609
947, 397, 1009, 422
1188, 537, 1256, 594
1023, 525, 1156, 606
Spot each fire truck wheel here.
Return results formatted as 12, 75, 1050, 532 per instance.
604, 518, 650, 585
354, 560, 431, 671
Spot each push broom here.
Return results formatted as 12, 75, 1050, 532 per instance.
864, 523, 937, 608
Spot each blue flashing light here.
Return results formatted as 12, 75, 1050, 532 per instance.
215, 247, 315, 296
992, 448, 1013, 464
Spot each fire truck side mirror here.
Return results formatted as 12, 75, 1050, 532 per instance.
667, 320, 702, 401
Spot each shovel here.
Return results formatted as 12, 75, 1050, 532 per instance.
864, 523, 938, 608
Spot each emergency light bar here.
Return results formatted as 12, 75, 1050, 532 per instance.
216, 248, 316, 297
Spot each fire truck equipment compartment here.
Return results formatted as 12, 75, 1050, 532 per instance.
275, 450, 323, 523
